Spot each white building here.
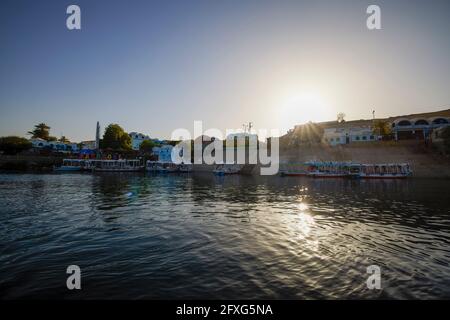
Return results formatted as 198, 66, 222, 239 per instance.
80, 140, 96, 150
323, 126, 377, 146
30, 138, 49, 148
129, 132, 151, 150
30, 138, 79, 152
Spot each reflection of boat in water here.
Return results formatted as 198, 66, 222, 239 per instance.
92, 160, 143, 172
54, 159, 95, 172
178, 163, 193, 173
213, 164, 241, 175
146, 161, 179, 173
281, 161, 412, 179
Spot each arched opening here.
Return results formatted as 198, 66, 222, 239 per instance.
397, 120, 412, 126
432, 118, 449, 125
414, 119, 429, 126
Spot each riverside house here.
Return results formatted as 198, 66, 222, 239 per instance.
30, 138, 79, 153
129, 132, 151, 151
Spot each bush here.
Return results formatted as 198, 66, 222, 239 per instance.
0, 136, 32, 155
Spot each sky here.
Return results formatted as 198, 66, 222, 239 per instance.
1, 0, 450, 141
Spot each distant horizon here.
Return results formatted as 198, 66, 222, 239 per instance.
2, 0, 450, 142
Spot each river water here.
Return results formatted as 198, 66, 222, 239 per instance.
0, 173, 449, 299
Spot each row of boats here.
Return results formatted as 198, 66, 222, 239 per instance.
280, 161, 412, 179
54, 159, 242, 175
55, 159, 412, 179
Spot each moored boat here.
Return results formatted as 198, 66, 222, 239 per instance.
281, 161, 412, 179
54, 159, 91, 172
357, 163, 412, 179
92, 159, 143, 172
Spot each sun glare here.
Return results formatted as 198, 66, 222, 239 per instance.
278, 92, 331, 133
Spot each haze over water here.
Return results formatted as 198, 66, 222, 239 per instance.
1, 173, 449, 299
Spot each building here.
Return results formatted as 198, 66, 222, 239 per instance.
323, 125, 377, 146
30, 138, 79, 152
129, 132, 151, 150
320, 109, 450, 145
392, 116, 450, 140
30, 138, 49, 148
80, 140, 96, 150
152, 145, 174, 162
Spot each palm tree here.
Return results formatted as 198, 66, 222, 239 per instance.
28, 123, 51, 140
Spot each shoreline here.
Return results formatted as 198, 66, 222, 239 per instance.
1, 141, 450, 178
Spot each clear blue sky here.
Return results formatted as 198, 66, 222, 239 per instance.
1, 0, 449, 141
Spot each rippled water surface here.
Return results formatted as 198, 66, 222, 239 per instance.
1, 173, 450, 299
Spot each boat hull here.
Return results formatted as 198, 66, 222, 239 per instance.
54, 166, 82, 172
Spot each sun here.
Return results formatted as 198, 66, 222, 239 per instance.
278, 92, 331, 133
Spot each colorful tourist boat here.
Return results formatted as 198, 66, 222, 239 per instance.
54, 159, 93, 172
357, 163, 412, 179
281, 161, 412, 179
305, 161, 350, 178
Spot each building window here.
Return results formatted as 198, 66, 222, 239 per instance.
370, 135, 374, 140
330, 138, 334, 142
362, 136, 367, 140
336, 137, 340, 142
356, 136, 360, 141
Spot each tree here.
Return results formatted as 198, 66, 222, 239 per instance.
337, 113, 346, 123
0, 136, 32, 155
372, 120, 392, 138
139, 139, 156, 153
28, 123, 51, 140
101, 124, 132, 150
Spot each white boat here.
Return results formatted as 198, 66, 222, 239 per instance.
92, 159, 143, 172
54, 159, 90, 172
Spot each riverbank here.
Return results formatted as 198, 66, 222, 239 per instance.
278, 140, 450, 179
0, 155, 64, 172
2, 140, 450, 178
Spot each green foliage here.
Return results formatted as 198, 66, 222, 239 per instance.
101, 124, 132, 150
0, 136, 32, 155
28, 123, 50, 140
372, 120, 392, 137
139, 139, 156, 153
